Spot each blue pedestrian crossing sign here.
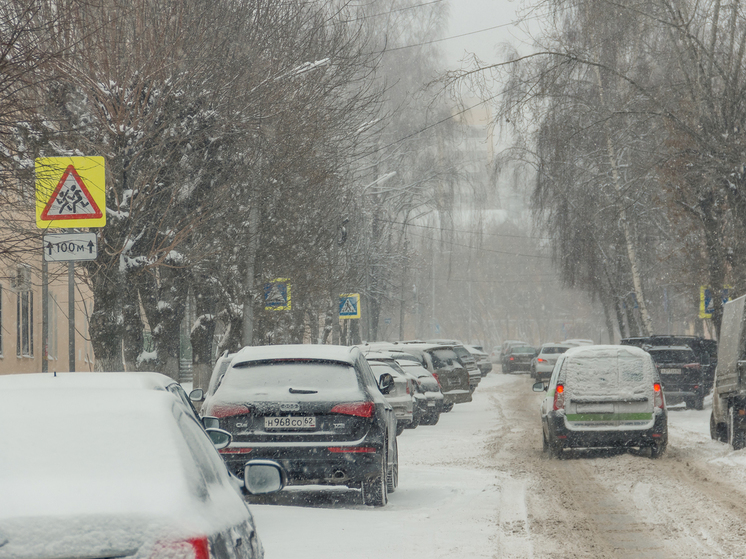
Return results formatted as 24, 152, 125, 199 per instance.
339, 293, 361, 319
265, 278, 291, 311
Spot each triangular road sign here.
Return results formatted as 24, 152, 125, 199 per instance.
266, 284, 287, 305
40, 165, 103, 221
340, 298, 357, 315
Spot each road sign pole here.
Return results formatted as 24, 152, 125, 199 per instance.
41, 257, 48, 373
69, 261, 75, 372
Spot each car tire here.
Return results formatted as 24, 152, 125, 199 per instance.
711, 412, 727, 442
542, 430, 549, 453
427, 412, 440, 425
694, 394, 705, 411
443, 401, 454, 413
395, 422, 405, 436
362, 451, 388, 507
387, 438, 398, 494
728, 406, 746, 450
650, 434, 667, 459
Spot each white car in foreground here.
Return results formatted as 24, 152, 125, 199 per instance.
0, 372, 282, 559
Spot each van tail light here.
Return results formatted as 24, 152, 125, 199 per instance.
331, 402, 374, 418
152, 536, 209, 559
209, 404, 250, 419
553, 384, 565, 411
653, 383, 665, 409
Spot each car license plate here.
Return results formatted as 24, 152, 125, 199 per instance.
264, 416, 316, 429
576, 403, 614, 413
661, 368, 681, 375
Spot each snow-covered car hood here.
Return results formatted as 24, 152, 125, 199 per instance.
0, 387, 253, 559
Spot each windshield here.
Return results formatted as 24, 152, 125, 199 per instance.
541, 346, 569, 355
223, 361, 360, 390
512, 346, 536, 354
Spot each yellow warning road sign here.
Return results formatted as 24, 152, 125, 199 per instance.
36, 157, 106, 228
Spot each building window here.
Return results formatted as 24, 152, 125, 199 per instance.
16, 267, 33, 358
48, 293, 57, 360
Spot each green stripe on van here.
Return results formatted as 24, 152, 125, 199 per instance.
566, 413, 653, 422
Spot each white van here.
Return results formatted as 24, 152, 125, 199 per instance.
533, 345, 668, 458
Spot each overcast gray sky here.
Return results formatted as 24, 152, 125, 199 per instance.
443, 0, 523, 68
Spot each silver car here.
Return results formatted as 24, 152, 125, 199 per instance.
531, 343, 572, 382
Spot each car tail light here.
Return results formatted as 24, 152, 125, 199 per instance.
509, 356, 515, 361
331, 402, 374, 417
151, 536, 209, 559
653, 383, 665, 409
208, 404, 249, 418
431, 373, 441, 387
537, 358, 546, 363
219, 447, 252, 454
328, 446, 376, 453
553, 384, 565, 411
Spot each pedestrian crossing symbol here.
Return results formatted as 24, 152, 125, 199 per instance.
36, 157, 106, 228
339, 293, 361, 319
264, 278, 291, 311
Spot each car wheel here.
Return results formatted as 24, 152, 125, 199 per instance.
427, 412, 440, 425
362, 450, 388, 507
650, 435, 667, 459
387, 438, 398, 494
694, 394, 705, 411
395, 422, 405, 436
728, 406, 746, 450
711, 412, 727, 442
442, 402, 454, 413
542, 429, 549, 453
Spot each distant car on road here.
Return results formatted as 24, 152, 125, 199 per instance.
533, 345, 668, 458
645, 345, 705, 410
502, 345, 537, 373
203, 344, 399, 506
0, 372, 278, 559
531, 343, 572, 382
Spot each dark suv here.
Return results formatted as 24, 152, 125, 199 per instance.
503, 345, 537, 373
645, 345, 705, 409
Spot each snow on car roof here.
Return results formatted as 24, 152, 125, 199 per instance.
231, 344, 360, 366
0, 371, 179, 390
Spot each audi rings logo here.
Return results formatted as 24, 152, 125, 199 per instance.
280, 403, 301, 411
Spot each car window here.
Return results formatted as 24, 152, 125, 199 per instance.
562, 354, 652, 395
430, 348, 458, 368
648, 349, 696, 363
453, 347, 472, 360
541, 346, 569, 355
511, 347, 536, 354
222, 361, 360, 390
207, 357, 233, 397
175, 406, 224, 491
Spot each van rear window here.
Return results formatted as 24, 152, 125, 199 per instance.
562, 354, 651, 396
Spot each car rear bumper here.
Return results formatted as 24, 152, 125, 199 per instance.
546, 411, 667, 449
222, 444, 384, 486
443, 389, 472, 404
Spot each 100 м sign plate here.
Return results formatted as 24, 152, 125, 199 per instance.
43, 232, 98, 262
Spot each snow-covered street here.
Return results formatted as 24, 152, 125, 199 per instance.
251, 371, 746, 558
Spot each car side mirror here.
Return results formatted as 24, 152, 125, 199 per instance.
189, 388, 205, 402
532, 382, 547, 392
202, 416, 219, 430
244, 460, 286, 495
205, 427, 232, 449
378, 372, 395, 394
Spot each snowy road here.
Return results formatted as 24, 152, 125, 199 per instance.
249, 372, 746, 558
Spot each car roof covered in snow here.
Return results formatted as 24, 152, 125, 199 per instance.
0, 371, 180, 391
563, 344, 650, 359
230, 344, 361, 367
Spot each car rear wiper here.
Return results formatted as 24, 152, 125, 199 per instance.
289, 387, 318, 394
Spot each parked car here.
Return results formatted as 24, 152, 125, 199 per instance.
202, 344, 399, 506
500, 340, 529, 369
394, 343, 473, 411
502, 345, 537, 373
533, 345, 668, 458
464, 344, 493, 375
0, 372, 280, 559
364, 352, 417, 434
199, 350, 237, 414
395, 358, 445, 425
531, 343, 572, 382
645, 345, 705, 409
